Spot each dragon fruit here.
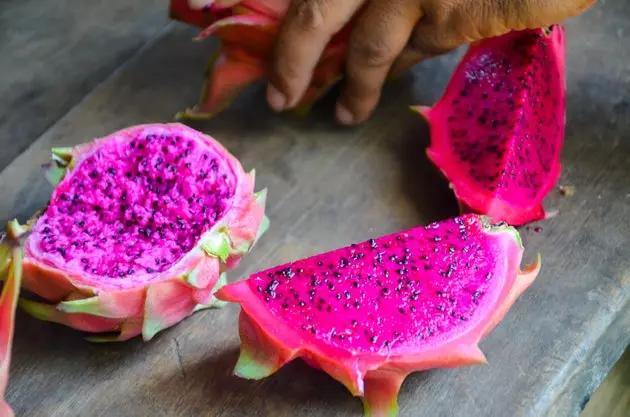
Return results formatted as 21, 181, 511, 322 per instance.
216, 214, 541, 416
412, 25, 566, 226
0, 226, 24, 417
10, 123, 268, 342
170, 0, 351, 119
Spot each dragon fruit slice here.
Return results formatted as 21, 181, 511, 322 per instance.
0, 225, 24, 417
412, 26, 566, 226
170, 0, 351, 119
216, 214, 540, 416
12, 123, 268, 342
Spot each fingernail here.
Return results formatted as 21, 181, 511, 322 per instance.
267, 84, 286, 112
336, 103, 355, 125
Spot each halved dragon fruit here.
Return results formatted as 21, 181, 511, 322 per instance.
216, 214, 540, 416
11, 123, 268, 342
170, 0, 351, 118
0, 226, 24, 417
412, 25, 566, 226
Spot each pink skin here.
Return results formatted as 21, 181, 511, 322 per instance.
216, 214, 541, 416
0, 243, 23, 417
15, 123, 268, 342
412, 26, 566, 226
171, 0, 351, 119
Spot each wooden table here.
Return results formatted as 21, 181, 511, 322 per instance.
1, 1, 628, 416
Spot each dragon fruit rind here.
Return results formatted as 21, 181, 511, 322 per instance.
412, 25, 566, 226
10, 123, 269, 342
170, 0, 352, 119
0, 230, 24, 417
216, 214, 540, 416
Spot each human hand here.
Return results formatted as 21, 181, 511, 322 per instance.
192, 0, 596, 125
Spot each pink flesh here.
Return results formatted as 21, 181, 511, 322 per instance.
431, 27, 565, 206
29, 130, 237, 283
247, 215, 513, 354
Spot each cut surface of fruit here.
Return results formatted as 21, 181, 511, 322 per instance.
413, 26, 566, 226
16, 123, 269, 342
217, 214, 540, 416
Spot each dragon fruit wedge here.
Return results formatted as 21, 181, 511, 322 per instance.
412, 25, 566, 227
170, 0, 351, 119
0, 225, 25, 417
216, 214, 541, 416
9, 123, 269, 342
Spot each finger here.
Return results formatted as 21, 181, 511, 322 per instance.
389, 22, 464, 78
188, 0, 241, 10
337, 0, 421, 125
510, 0, 596, 28
267, 0, 365, 112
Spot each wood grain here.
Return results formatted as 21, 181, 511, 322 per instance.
0, 0, 169, 172
1, 1, 629, 416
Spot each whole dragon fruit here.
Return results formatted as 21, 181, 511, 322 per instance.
170, 0, 352, 119
11, 123, 269, 342
0, 226, 24, 417
216, 214, 541, 416
412, 26, 566, 226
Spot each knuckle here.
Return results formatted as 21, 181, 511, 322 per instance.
422, 0, 457, 24
407, 29, 457, 57
348, 37, 396, 68
291, 0, 328, 34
